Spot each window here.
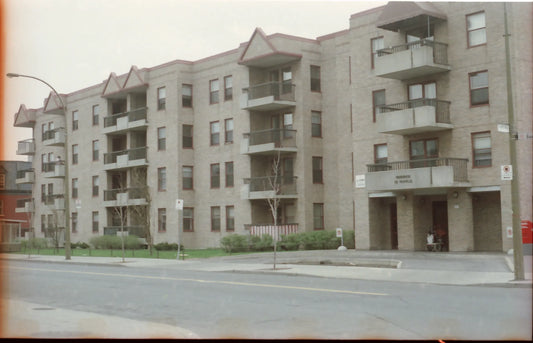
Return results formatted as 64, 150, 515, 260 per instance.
225, 118, 234, 143
72, 212, 78, 233
92, 175, 99, 197
283, 113, 293, 138
92, 105, 100, 126
158, 208, 167, 232
183, 125, 193, 148
313, 203, 324, 230
281, 67, 292, 94
311, 111, 322, 137
210, 121, 220, 146
467, 11, 486, 47
183, 166, 193, 190
472, 131, 492, 167
372, 90, 386, 122
41, 124, 47, 142
72, 145, 79, 165
92, 211, 99, 233
72, 111, 79, 130
312, 157, 323, 184
226, 206, 235, 231
158, 127, 166, 151
183, 207, 194, 232
158, 167, 167, 191
410, 138, 438, 168
210, 79, 219, 104
0, 174, 5, 190
41, 215, 45, 232
47, 214, 53, 230
41, 154, 47, 172
310, 65, 321, 92
92, 140, 99, 161
211, 206, 221, 231
72, 178, 79, 198
0, 200, 3, 215
374, 144, 388, 164
408, 82, 436, 100
157, 87, 166, 110
224, 75, 233, 101
225, 161, 234, 187
371, 36, 384, 69
469, 71, 489, 106
210, 163, 220, 188
182, 84, 193, 107
41, 184, 46, 202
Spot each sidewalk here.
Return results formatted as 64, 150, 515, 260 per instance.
2, 250, 531, 287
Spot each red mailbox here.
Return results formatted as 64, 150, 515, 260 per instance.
521, 220, 533, 244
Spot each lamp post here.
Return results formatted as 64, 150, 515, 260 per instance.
7, 73, 72, 260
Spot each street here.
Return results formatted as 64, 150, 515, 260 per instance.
2, 259, 531, 339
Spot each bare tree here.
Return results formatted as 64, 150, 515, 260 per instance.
110, 172, 128, 262
265, 150, 282, 270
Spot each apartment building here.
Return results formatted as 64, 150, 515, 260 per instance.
13, 2, 532, 251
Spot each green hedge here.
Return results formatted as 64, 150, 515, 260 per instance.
154, 242, 184, 251
20, 238, 49, 249
89, 235, 142, 249
220, 230, 355, 253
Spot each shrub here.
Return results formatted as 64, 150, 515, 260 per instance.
72, 241, 90, 249
154, 242, 184, 251
220, 234, 248, 253
251, 234, 274, 251
21, 237, 49, 249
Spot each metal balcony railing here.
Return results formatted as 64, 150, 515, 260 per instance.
244, 81, 295, 101
367, 158, 468, 182
244, 128, 297, 147
377, 39, 449, 65
244, 175, 298, 194
42, 128, 64, 141
43, 194, 64, 205
377, 99, 451, 124
42, 161, 64, 173
104, 187, 148, 201
16, 198, 33, 208
103, 107, 148, 128
16, 169, 34, 178
104, 147, 147, 164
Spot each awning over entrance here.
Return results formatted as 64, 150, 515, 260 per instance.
376, 1, 447, 32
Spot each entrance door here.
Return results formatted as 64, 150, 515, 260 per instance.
390, 203, 398, 250
432, 201, 449, 251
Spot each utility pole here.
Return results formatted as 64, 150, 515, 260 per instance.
503, 2, 524, 280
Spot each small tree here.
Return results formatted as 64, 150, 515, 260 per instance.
265, 150, 282, 270
128, 167, 153, 254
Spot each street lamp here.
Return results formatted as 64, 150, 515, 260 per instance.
7, 72, 72, 260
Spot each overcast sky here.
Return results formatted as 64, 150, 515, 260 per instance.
2, 0, 385, 161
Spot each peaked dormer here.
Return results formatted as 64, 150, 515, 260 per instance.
13, 104, 36, 128
239, 28, 301, 68
43, 92, 67, 115
101, 72, 123, 98
122, 66, 148, 93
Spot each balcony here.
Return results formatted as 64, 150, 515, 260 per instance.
103, 147, 148, 171
103, 187, 149, 207
241, 82, 296, 111
43, 129, 66, 146
245, 223, 299, 241
15, 198, 34, 213
44, 194, 65, 211
241, 176, 298, 200
365, 158, 470, 192
16, 139, 35, 155
241, 129, 297, 155
16, 169, 35, 184
43, 162, 65, 178
104, 226, 146, 238
103, 107, 148, 134
375, 40, 451, 80
376, 99, 452, 135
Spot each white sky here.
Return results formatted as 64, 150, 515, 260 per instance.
2, 0, 385, 161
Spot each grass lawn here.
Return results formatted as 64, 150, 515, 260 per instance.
14, 247, 258, 260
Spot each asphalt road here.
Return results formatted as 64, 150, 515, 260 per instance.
3, 260, 531, 340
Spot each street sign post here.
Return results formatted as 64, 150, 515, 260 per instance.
336, 228, 346, 250
176, 199, 184, 260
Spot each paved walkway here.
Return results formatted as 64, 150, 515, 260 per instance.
2, 250, 531, 339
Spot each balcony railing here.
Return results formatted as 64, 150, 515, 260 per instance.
43, 194, 65, 206
377, 39, 449, 65
245, 128, 296, 146
17, 139, 35, 155
367, 158, 468, 182
16, 198, 33, 208
104, 147, 147, 164
16, 169, 33, 179
378, 99, 451, 124
245, 175, 298, 194
245, 223, 299, 241
103, 107, 148, 128
244, 81, 295, 101
104, 226, 146, 237
104, 187, 148, 201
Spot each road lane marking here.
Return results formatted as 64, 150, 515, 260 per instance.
7, 266, 388, 297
